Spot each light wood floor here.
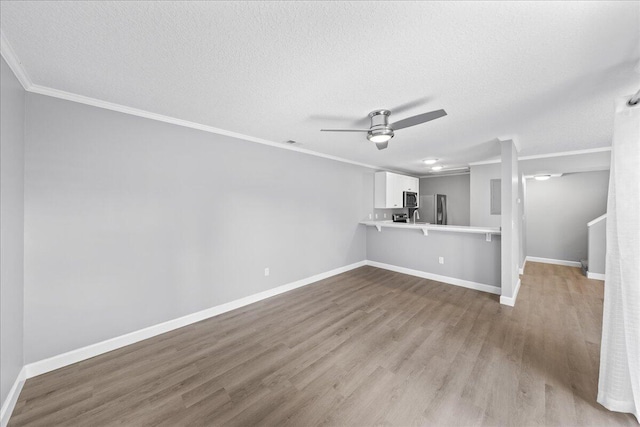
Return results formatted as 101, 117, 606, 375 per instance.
9, 262, 638, 426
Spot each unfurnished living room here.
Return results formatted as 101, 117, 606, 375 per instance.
1, 1, 639, 426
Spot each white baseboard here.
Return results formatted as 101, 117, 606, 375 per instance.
587, 271, 606, 281
519, 258, 527, 275
0, 367, 26, 427
365, 260, 501, 296
24, 260, 366, 379
500, 278, 521, 307
525, 256, 581, 268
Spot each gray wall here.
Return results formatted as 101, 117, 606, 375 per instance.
419, 174, 470, 226
366, 227, 501, 287
24, 93, 371, 363
526, 170, 609, 262
470, 163, 502, 227
1, 58, 25, 404
372, 207, 406, 222
588, 217, 606, 275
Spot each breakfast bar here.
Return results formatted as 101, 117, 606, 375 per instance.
361, 220, 502, 295
360, 220, 500, 238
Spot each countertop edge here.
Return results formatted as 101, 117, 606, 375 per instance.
359, 221, 501, 235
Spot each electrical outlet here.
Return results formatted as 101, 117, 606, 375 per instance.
439, 257, 444, 264
375, 213, 379, 219
383, 213, 387, 218
369, 213, 372, 219
264, 268, 269, 277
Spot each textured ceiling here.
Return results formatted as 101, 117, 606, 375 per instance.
1, 1, 638, 174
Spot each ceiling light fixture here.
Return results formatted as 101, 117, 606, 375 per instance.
431, 165, 443, 171
423, 159, 438, 165
322, 107, 446, 151
534, 174, 551, 181
366, 128, 394, 144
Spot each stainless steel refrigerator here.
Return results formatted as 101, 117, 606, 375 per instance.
418, 194, 447, 225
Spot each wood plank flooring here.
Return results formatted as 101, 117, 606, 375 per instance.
9, 262, 638, 426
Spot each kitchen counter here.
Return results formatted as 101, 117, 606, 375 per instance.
359, 220, 501, 237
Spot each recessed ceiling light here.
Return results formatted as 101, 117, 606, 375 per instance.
534, 174, 551, 181
423, 159, 438, 165
431, 165, 443, 171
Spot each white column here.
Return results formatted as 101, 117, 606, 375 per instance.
499, 139, 520, 305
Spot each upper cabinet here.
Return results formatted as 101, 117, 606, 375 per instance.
374, 171, 419, 209
398, 174, 418, 192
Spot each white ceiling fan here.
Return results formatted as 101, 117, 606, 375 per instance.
321, 108, 447, 150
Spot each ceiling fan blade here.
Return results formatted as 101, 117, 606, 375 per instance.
390, 109, 447, 131
375, 141, 389, 150
320, 129, 370, 132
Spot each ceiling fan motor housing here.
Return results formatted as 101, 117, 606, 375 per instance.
369, 109, 391, 127
368, 109, 394, 141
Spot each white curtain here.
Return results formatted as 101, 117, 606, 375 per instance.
598, 94, 640, 422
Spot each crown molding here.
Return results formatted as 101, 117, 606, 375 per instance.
0, 30, 614, 175
468, 146, 612, 167
1, 31, 388, 173
518, 146, 611, 161
26, 84, 386, 171
419, 171, 471, 178
419, 167, 470, 178
0, 30, 33, 89
468, 158, 501, 166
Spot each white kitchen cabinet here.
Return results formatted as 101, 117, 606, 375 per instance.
399, 174, 418, 192
374, 171, 419, 208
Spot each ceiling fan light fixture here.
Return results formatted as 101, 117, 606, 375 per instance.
320, 106, 446, 151
367, 128, 394, 144
423, 159, 438, 165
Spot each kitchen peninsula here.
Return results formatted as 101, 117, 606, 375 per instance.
361, 220, 502, 295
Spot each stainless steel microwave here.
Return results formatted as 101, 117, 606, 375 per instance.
403, 191, 418, 208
